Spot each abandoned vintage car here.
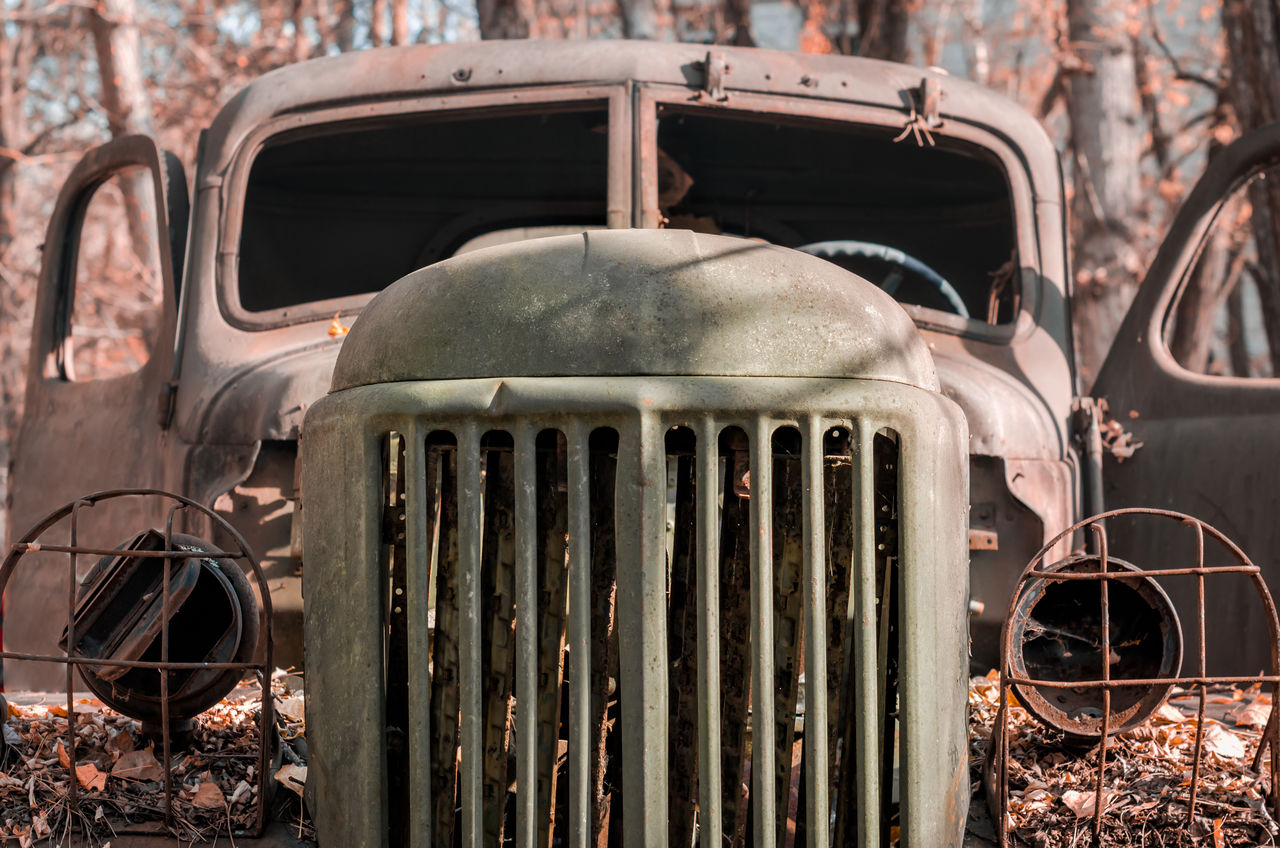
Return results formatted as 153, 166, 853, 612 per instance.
7, 38, 1280, 847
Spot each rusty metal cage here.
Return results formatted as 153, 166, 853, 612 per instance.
990, 508, 1280, 845
0, 489, 275, 838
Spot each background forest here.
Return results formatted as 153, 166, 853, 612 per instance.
0, 0, 1278, 539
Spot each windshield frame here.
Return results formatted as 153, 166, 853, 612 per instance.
635, 84, 1043, 344
217, 83, 631, 331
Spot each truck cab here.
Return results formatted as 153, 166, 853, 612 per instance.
8, 40, 1280, 847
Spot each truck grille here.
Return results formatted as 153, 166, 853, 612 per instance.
301, 377, 968, 848
382, 419, 897, 848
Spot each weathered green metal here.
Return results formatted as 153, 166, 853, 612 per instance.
303, 371, 968, 847
304, 228, 969, 846
329, 230, 939, 392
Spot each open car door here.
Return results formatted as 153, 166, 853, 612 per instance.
1092, 124, 1280, 675
6, 136, 188, 688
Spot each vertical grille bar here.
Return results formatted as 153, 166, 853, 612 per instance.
588, 434, 620, 842
697, 418, 723, 845
514, 426, 539, 848
480, 437, 517, 848
853, 423, 881, 848
750, 417, 778, 848
457, 424, 484, 848
567, 423, 592, 848
404, 426, 433, 848
616, 413, 670, 848
429, 438, 461, 847
802, 418, 830, 848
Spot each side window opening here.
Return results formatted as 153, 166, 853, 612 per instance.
65, 166, 164, 381
653, 108, 1020, 325
1168, 164, 1279, 378
237, 107, 611, 317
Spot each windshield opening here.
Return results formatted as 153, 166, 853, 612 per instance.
237, 106, 610, 315
654, 108, 1019, 324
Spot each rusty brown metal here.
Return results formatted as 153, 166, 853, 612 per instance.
990, 508, 1280, 847
61, 522, 259, 736
8, 41, 1080, 708
0, 488, 275, 839
1006, 549, 1182, 738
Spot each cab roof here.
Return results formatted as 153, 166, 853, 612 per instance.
201, 39, 1059, 195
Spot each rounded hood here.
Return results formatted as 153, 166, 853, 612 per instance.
330, 229, 937, 392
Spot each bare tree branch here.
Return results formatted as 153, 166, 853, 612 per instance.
1144, 0, 1222, 93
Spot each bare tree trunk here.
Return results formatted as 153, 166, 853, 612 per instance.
292, 0, 316, 61
1170, 226, 1229, 372
0, 13, 25, 494
257, 0, 288, 49
88, 0, 158, 275
0, 5, 42, 545
623, 0, 658, 39
1168, 95, 1232, 371
1064, 0, 1144, 388
1223, 0, 1280, 375
392, 0, 410, 44
195, 0, 219, 47
856, 0, 908, 61
720, 0, 754, 46
89, 0, 155, 140
325, 0, 357, 51
477, 0, 536, 37
372, 0, 390, 45
962, 0, 989, 85
0, 19, 22, 254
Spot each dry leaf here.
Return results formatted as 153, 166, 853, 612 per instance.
274, 763, 307, 797
1229, 696, 1272, 730
105, 728, 135, 759
111, 748, 163, 782
230, 779, 253, 805
276, 695, 305, 722
328, 314, 349, 337
1202, 723, 1247, 759
191, 780, 226, 809
1061, 788, 1111, 818
1153, 702, 1187, 724
55, 740, 71, 769
76, 763, 106, 792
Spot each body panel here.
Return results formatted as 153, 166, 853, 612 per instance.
1094, 124, 1280, 674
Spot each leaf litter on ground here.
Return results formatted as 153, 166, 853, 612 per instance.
0, 669, 311, 846
969, 671, 1280, 847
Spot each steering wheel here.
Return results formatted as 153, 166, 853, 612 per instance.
795, 240, 970, 318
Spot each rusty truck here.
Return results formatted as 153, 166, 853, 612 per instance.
6, 39, 1280, 847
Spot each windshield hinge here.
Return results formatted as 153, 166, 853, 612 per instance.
701, 50, 729, 102
894, 77, 944, 146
